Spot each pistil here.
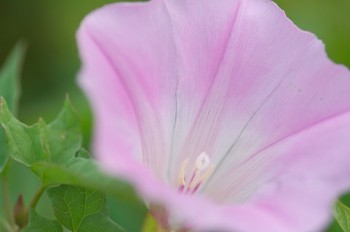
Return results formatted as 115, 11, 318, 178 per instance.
177, 152, 214, 194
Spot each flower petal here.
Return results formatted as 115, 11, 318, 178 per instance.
78, 0, 179, 180
201, 0, 350, 204
78, 0, 247, 182
78, 0, 350, 231
238, 110, 350, 232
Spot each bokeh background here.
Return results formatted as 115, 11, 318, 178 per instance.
0, 0, 349, 231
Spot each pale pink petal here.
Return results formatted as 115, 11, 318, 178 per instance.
239, 110, 350, 232
78, 0, 350, 231
78, 0, 178, 180
78, 0, 246, 182
201, 0, 350, 203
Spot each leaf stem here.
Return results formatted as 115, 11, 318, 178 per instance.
1, 172, 14, 227
29, 185, 46, 209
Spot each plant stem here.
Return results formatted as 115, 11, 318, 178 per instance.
1, 173, 14, 227
0, 217, 13, 232
29, 185, 46, 209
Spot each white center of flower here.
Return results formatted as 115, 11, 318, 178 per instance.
177, 152, 215, 194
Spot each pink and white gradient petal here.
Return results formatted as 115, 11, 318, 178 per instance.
78, 0, 350, 231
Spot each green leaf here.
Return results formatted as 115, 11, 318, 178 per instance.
0, 96, 145, 200
0, 42, 25, 114
31, 158, 142, 203
0, 97, 147, 229
46, 97, 82, 163
75, 148, 90, 159
32, 157, 147, 229
47, 185, 125, 232
32, 158, 147, 231
0, 42, 25, 172
0, 97, 81, 166
108, 196, 148, 232
22, 209, 63, 232
334, 200, 350, 232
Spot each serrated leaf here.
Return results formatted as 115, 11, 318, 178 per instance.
0, 97, 81, 166
22, 209, 63, 232
334, 200, 350, 232
0, 42, 25, 172
48, 185, 125, 232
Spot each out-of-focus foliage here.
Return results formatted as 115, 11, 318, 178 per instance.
0, 94, 147, 231
23, 210, 62, 232
334, 200, 350, 232
0, 43, 25, 172
275, 0, 350, 68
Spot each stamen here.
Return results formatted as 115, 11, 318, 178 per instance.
177, 152, 215, 194
187, 169, 200, 193
200, 165, 215, 184
191, 165, 215, 193
178, 159, 189, 192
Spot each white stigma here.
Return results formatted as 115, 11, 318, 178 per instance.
195, 152, 211, 171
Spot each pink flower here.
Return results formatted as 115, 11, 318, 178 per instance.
77, 0, 350, 231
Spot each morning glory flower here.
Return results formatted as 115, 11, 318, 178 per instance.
77, 0, 350, 231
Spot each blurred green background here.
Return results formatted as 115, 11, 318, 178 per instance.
0, 0, 349, 231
